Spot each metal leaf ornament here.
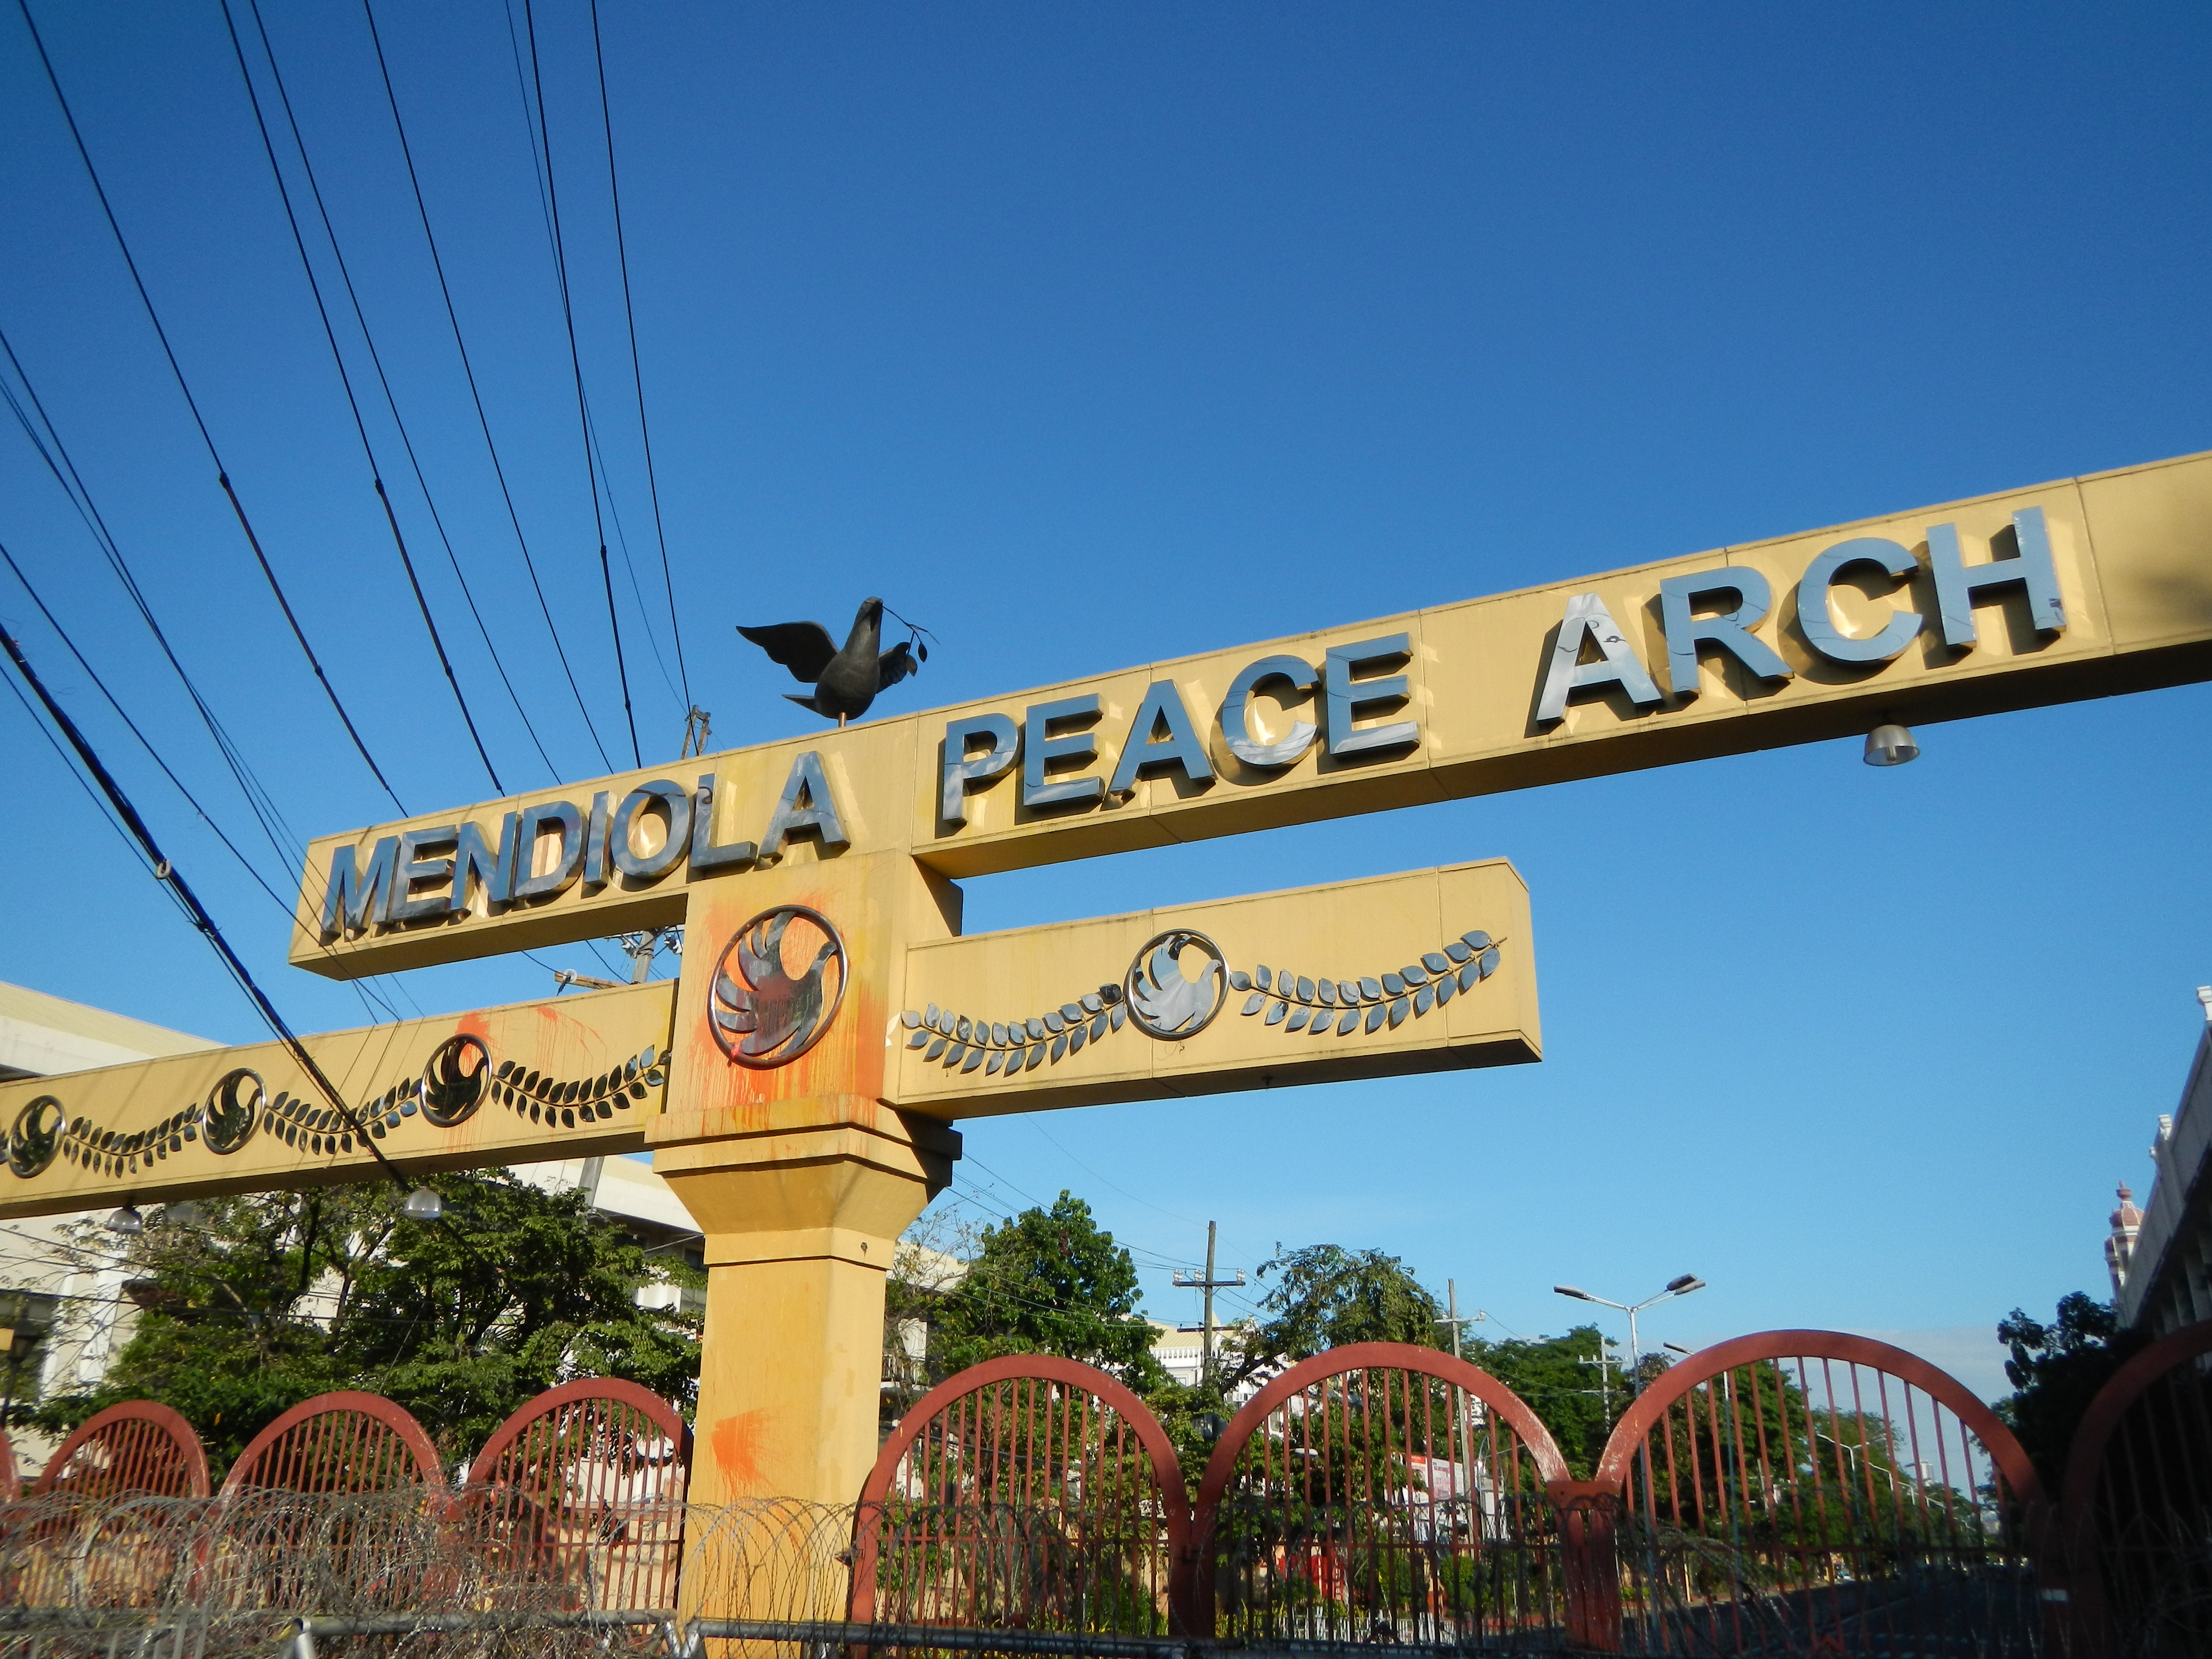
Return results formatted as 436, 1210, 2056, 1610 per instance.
711, 907, 848, 1068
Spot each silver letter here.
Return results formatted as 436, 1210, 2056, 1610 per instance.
762, 751, 850, 856
448, 812, 517, 917
940, 713, 1019, 825
610, 781, 693, 880
1022, 696, 1103, 810
1324, 636, 1418, 759
581, 791, 613, 887
1220, 654, 1318, 769
1536, 594, 1661, 724
385, 826, 459, 924
1659, 567, 1793, 697
1108, 681, 1216, 794
511, 801, 584, 902
318, 836, 398, 941
1930, 508, 2066, 650
690, 772, 756, 875
1796, 538, 1923, 664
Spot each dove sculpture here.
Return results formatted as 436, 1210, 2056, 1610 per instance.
710, 908, 846, 1067
736, 597, 923, 726
1128, 933, 1224, 1038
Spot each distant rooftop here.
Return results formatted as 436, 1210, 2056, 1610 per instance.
0, 981, 218, 1081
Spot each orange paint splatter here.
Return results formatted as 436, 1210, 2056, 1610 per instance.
711, 1409, 772, 1491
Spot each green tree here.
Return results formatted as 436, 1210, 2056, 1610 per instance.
28, 1170, 700, 1475
1464, 1325, 1617, 1479
1997, 1290, 2147, 1488
1226, 1243, 1444, 1382
926, 1191, 1165, 1386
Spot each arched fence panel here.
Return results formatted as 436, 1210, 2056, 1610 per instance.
461, 1376, 692, 1615
217, 1390, 446, 1616
1192, 1341, 1572, 1649
852, 1354, 1192, 1635
220, 1390, 443, 1496
33, 1402, 208, 1500
2057, 1317, 2212, 1659
1590, 1331, 2046, 1657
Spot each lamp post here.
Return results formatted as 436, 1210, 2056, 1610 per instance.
1552, 1274, 1706, 1397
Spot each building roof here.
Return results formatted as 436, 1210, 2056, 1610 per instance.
0, 981, 217, 1081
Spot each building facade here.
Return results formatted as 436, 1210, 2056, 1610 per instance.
2110, 988, 2212, 1334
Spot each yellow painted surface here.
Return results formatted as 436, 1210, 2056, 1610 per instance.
290, 449, 2212, 978
650, 1101, 957, 1511
0, 982, 673, 1219
890, 860, 1538, 1117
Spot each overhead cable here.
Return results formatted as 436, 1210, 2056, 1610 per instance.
588, 0, 688, 710
244, 0, 563, 785
0, 628, 418, 1194
217, 0, 504, 796
0, 325, 319, 872
582, 399, 684, 708
0, 347, 419, 1025
359, 0, 616, 776
0, 541, 408, 1027
13, 0, 406, 814
520, 0, 641, 768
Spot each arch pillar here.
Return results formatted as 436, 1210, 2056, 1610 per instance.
651, 1096, 958, 1514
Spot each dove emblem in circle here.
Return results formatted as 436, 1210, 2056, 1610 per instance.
710, 906, 849, 1068
1125, 929, 1228, 1039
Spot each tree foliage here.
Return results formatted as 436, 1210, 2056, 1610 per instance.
1462, 1327, 1618, 1478
26, 1171, 700, 1475
924, 1191, 1165, 1387
1228, 1243, 1444, 1380
1996, 1290, 2147, 1489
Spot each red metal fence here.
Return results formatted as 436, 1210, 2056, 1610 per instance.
33, 1401, 208, 1500
851, 1353, 1191, 1634
1191, 1342, 1570, 1647
221, 1390, 443, 1496
9, 1326, 2212, 1647
2055, 1320, 2212, 1658
463, 1376, 692, 1615
1585, 1331, 2044, 1655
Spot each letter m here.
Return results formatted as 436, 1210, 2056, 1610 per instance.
319, 836, 399, 941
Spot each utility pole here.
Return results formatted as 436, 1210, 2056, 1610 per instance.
621, 927, 683, 983
1435, 1279, 1487, 1358
679, 707, 713, 759
1172, 1222, 1246, 1391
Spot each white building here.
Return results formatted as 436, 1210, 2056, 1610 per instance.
2108, 986, 2212, 1334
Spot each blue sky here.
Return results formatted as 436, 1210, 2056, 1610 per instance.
2, 3, 2207, 1398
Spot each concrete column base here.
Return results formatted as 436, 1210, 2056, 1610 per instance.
651, 1096, 959, 1512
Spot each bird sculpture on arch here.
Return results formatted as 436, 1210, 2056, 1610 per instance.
737, 595, 931, 725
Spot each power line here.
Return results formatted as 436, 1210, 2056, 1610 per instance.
358, 0, 614, 777
520, 0, 640, 768
588, 0, 687, 711
216, 0, 504, 796
12, 0, 406, 814
581, 400, 683, 711
0, 540, 407, 1027
0, 325, 317, 874
243, 0, 562, 786
1, 628, 418, 1197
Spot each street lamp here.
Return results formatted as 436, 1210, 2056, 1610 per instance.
1553, 1274, 1706, 1395
402, 1187, 445, 1222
